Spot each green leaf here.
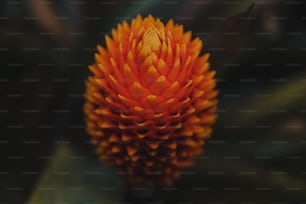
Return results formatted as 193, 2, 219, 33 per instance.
28, 144, 124, 204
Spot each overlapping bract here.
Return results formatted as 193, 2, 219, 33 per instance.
84, 15, 218, 185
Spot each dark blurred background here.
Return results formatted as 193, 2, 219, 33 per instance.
1, 0, 306, 203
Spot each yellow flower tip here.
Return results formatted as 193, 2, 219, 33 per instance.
142, 26, 161, 51
84, 14, 218, 186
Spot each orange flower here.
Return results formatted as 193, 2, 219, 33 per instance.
84, 15, 218, 185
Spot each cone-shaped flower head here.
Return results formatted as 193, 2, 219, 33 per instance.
84, 15, 218, 185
